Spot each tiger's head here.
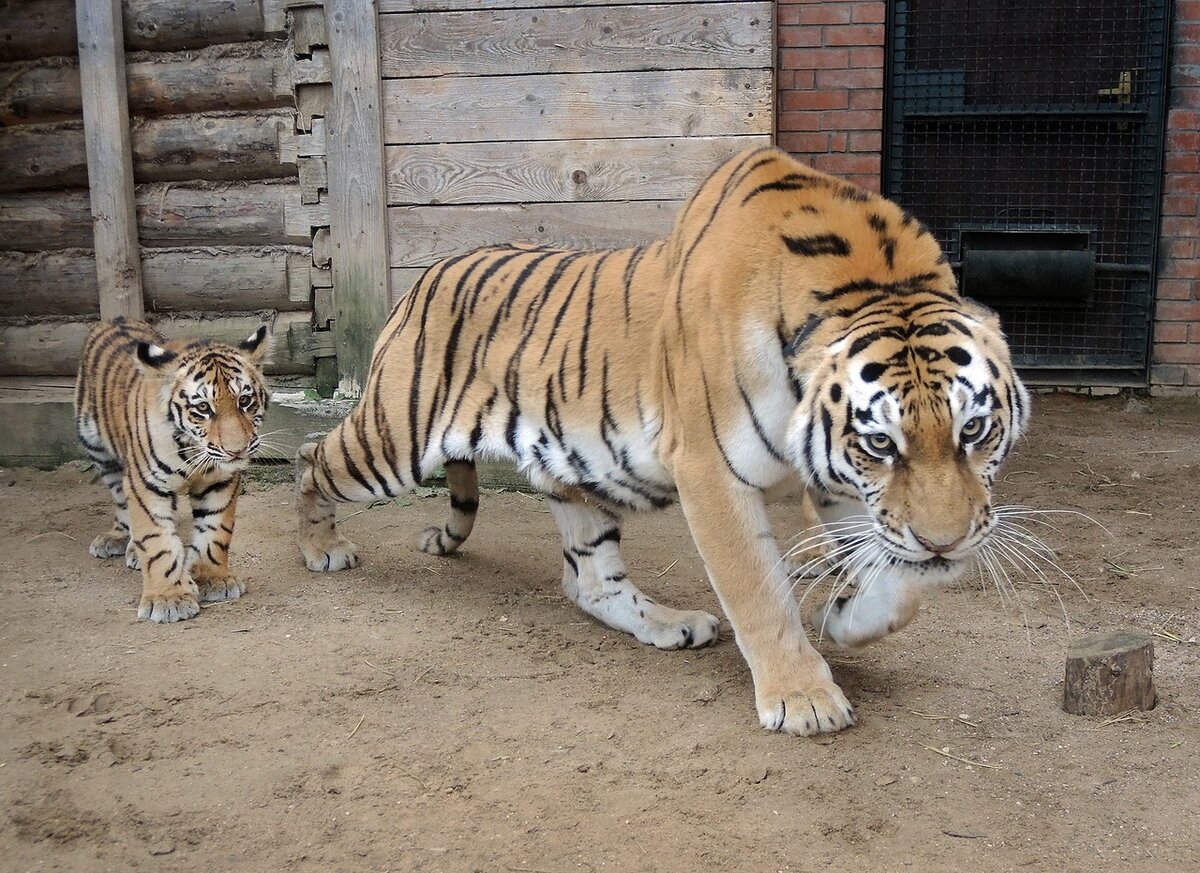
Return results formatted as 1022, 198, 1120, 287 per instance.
788, 294, 1030, 647
135, 325, 272, 473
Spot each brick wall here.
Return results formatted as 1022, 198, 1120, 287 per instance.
776, 0, 886, 192
1151, 0, 1200, 392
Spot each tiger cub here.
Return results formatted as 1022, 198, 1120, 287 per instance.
74, 318, 270, 623
295, 147, 1029, 736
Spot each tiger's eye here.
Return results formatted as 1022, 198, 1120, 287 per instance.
865, 432, 895, 456
194, 401, 213, 417
239, 394, 255, 410
961, 416, 987, 442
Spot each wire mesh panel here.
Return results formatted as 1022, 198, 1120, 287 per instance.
885, 0, 1170, 375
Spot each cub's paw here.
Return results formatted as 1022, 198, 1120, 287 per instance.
301, 537, 360, 572
756, 682, 857, 737
635, 609, 721, 650
137, 585, 201, 624
194, 572, 246, 603
125, 544, 141, 571
89, 531, 129, 559
417, 526, 456, 557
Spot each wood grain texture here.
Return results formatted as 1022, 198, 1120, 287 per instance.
77, 0, 144, 321
0, 112, 296, 193
387, 201, 676, 268
325, 0, 392, 396
1063, 631, 1156, 716
379, 0, 706, 11
0, 54, 292, 126
379, 2, 770, 78
0, 0, 269, 62
385, 135, 769, 205
0, 182, 311, 250
382, 69, 771, 145
0, 248, 312, 317
0, 310, 318, 377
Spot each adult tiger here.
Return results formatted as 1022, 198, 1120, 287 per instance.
75, 318, 270, 623
297, 147, 1029, 736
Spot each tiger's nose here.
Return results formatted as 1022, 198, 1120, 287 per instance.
911, 529, 966, 555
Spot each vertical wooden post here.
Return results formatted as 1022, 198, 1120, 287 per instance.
76, 0, 144, 321
325, 0, 391, 397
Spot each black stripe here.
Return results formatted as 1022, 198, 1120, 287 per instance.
781, 233, 851, 257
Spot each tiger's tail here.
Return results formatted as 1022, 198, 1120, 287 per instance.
417, 460, 479, 556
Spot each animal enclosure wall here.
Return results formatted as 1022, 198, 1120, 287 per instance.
0, 0, 331, 384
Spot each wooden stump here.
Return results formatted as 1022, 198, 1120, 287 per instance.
1063, 631, 1156, 716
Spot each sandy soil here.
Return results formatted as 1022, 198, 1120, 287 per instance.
2, 394, 1198, 872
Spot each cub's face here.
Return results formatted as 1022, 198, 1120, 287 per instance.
789, 304, 1030, 644
137, 327, 271, 474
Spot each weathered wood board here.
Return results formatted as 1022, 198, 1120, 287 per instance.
378, 2, 771, 78
387, 201, 677, 268
385, 135, 770, 206
381, 69, 771, 145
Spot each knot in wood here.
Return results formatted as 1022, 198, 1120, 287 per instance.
571, 169, 588, 185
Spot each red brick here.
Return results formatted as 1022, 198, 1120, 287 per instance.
1162, 236, 1198, 259
1176, 44, 1200, 66
1172, 65, 1200, 88
777, 5, 802, 26
819, 109, 883, 130
1150, 364, 1188, 386
1157, 279, 1197, 301
778, 25, 823, 48
1170, 86, 1200, 107
1160, 257, 1200, 279
1168, 130, 1200, 152
1177, 0, 1200, 22
1152, 343, 1200, 365
1191, 324, 1200, 344
1164, 173, 1200, 194
780, 47, 850, 69
776, 110, 822, 133
1165, 152, 1200, 174
1162, 194, 1199, 215
829, 132, 848, 151
849, 89, 884, 110
1161, 216, 1200, 237
823, 24, 885, 46
844, 174, 882, 193
850, 47, 886, 67
778, 132, 833, 154
1177, 23, 1200, 41
851, 3, 887, 24
816, 68, 883, 90
1168, 108, 1200, 130
848, 130, 883, 152
811, 153, 881, 175
780, 90, 849, 111
797, 6, 851, 25
1156, 300, 1200, 322
1154, 322, 1190, 344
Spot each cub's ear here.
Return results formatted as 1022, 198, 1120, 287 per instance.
135, 342, 177, 371
238, 323, 272, 366
959, 296, 1003, 333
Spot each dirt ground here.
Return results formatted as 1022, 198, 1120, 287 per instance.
2, 393, 1198, 872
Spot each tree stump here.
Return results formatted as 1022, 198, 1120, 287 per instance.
1063, 631, 1156, 716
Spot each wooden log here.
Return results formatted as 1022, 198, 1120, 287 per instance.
0, 182, 311, 250
0, 310, 318, 376
326, 0, 392, 396
1063, 631, 1156, 716
379, 2, 771, 79
386, 135, 770, 206
0, 111, 296, 193
387, 201, 676, 268
0, 0, 270, 62
0, 247, 313, 316
381, 68, 772, 145
77, 0, 144, 321
0, 53, 292, 126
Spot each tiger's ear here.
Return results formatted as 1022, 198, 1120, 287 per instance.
238, 323, 272, 367
135, 341, 177, 372
959, 296, 1003, 333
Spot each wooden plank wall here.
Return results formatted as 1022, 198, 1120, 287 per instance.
0, 0, 334, 382
378, 0, 774, 301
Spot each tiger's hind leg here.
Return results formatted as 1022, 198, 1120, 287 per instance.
87, 458, 133, 561
418, 461, 478, 556
548, 495, 720, 650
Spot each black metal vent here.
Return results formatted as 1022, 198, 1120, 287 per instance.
885, 0, 1170, 378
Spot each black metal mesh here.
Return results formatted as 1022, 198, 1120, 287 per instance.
885, 0, 1170, 373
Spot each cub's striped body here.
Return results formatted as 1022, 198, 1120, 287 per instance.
75, 318, 270, 623
297, 148, 1029, 735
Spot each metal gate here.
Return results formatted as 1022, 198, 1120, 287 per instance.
884, 0, 1171, 383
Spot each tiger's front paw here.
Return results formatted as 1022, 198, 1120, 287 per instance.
89, 531, 129, 559
137, 584, 201, 624
301, 537, 360, 572
634, 609, 721, 650
756, 681, 857, 737
193, 571, 246, 603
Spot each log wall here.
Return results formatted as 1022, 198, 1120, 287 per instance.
0, 0, 325, 381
